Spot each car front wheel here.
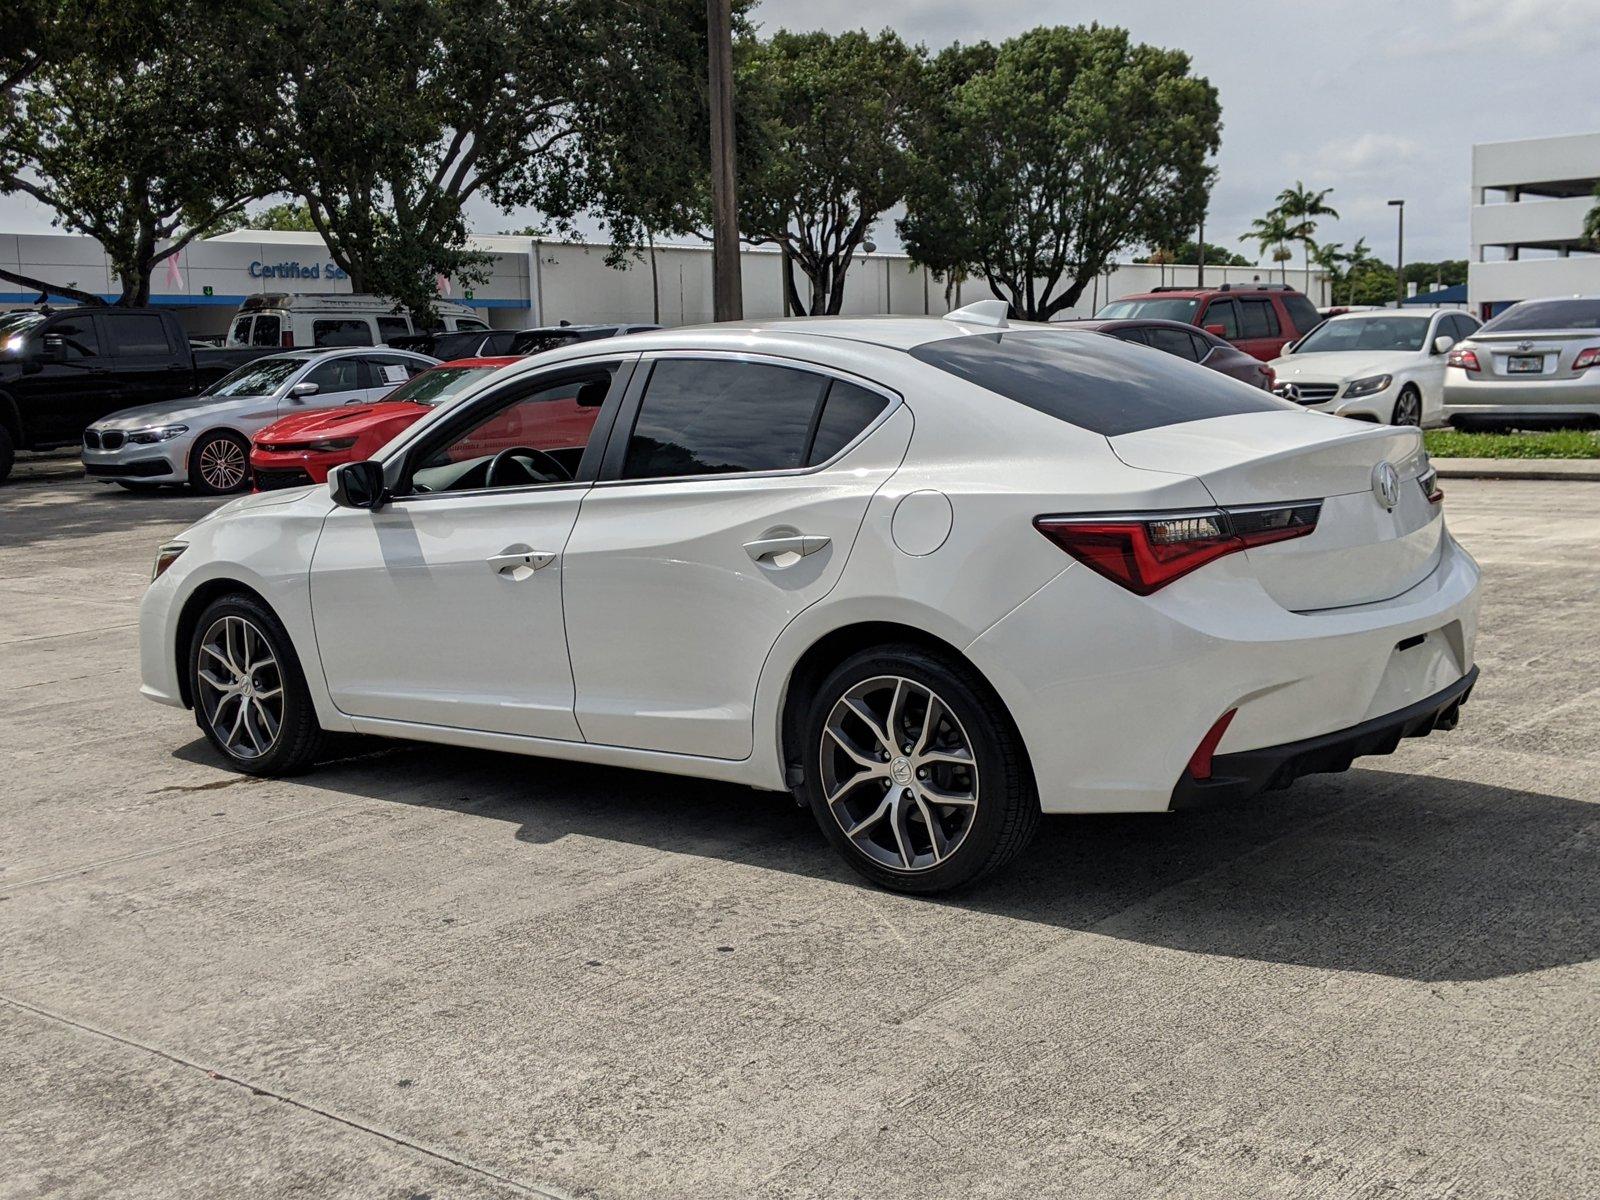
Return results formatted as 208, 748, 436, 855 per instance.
1391, 386, 1422, 427
189, 431, 251, 494
802, 645, 1039, 894
188, 594, 323, 775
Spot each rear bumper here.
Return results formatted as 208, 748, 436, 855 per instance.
1442, 371, 1600, 424
1170, 666, 1477, 809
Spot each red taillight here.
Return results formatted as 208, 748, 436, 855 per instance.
281, 331, 294, 348
1572, 347, 1600, 371
1419, 467, 1443, 504
1447, 347, 1479, 372
1034, 503, 1321, 595
1187, 709, 1237, 781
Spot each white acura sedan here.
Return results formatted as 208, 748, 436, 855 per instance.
1269, 309, 1480, 426
139, 304, 1481, 893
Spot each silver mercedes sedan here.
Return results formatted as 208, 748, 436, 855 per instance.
82, 348, 439, 494
1441, 296, 1600, 429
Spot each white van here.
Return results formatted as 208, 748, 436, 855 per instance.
224, 293, 490, 350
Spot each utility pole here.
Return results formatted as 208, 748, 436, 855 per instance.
706, 0, 742, 321
1196, 217, 1206, 287
1388, 198, 1405, 310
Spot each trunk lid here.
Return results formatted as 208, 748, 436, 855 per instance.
1110, 410, 1441, 610
1466, 329, 1599, 382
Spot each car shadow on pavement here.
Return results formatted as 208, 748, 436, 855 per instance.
176, 737, 1600, 985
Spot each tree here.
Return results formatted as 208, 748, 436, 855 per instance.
1308, 239, 1348, 305
900, 26, 1220, 322
1135, 239, 1250, 267
254, 0, 726, 318
1273, 181, 1337, 294
736, 29, 926, 316
0, 2, 271, 304
1586, 183, 1600, 250
1241, 211, 1294, 284
243, 201, 320, 232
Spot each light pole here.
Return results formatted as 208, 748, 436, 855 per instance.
706, 0, 742, 321
1388, 198, 1405, 310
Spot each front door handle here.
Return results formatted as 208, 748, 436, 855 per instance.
743, 534, 830, 562
489, 549, 555, 574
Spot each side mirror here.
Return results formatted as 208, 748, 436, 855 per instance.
1281, 340, 1297, 355
289, 381, 319, 400
1433, 334, 1455, 355
41, 332, 65, 358
1204, 323, 1226, 337
329, 460, 388, 510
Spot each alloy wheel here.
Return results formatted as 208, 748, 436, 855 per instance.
196, 615, 284, 760
818, 675, 980, 873
198, 437, 248, 491
1393, 390, 1422, 426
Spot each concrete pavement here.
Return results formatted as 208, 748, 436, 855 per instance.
2, 471, 1597, 1199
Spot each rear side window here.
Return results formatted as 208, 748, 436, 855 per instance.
1281, 293, 1321, 335
103, 313, 172, 355
251, 315, 281, 347
906, 330, 1292, 437
1202, 299, 1239, 339
623, 359, 829, 479
808, 380, 889, 464
313, 318, 373, 347
1143, 326, 1201, 361
1238, 298, 1280, 339
376, 315, 411, 343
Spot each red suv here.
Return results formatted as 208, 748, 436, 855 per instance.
1096, 284, 1321, 361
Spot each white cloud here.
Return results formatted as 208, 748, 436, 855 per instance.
1421, 0, 1600, 57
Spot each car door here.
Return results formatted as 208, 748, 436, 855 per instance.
100, 311, 190, 409
309, 359, 630, 738
283, 355, 370, 419
1233, 296, 1285, 360
562, 353, 911, 760
28, 311, 111, 442
361, 353, 432, 401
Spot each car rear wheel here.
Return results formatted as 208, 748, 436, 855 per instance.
189, 431, 251, 494
188, 594, 323, 775
1391, 386, 1422, 427
802, 645, 1039, 894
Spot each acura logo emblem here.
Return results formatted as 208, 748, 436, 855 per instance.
1372, 461, 1401, 510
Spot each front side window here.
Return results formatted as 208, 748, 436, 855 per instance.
1143, 326, 1202, 361
409, 367, 616, 494
907, 330, 1292, 437
313, 318, 373, 347
45, 315, 100, 358
103, 313, 172, 355
1203, 299, 1239, 339
303, 357, 365, 393
622, 359, 829, 480
204, 355, 303, 397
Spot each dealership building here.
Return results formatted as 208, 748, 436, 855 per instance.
1, 227, 1319, 336
1470, 131, 1600, 319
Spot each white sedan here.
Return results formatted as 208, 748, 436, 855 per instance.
1269, 309, 1481, 426
138, 304, 1481, 894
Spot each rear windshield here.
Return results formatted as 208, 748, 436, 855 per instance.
907, 330, 1293, 437
1096, 297, 1201, 322
1479, 299, 1600, 333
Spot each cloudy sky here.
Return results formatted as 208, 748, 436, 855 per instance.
4, 0, 1596, 269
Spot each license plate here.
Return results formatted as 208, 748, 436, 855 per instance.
1507, 354, 1544, 374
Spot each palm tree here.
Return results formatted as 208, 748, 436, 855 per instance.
1241, 212, 1293, 284
1309, 240, 1345, 306
1584, 182, 1600, 250
1274, 182, 1339, 295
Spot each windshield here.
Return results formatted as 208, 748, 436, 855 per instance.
385, 365, 498, 406
1480, 299, 1600, 334
202, 356, 304, 397
1294, 316, 1431, 353
1096, 297, 1201, 322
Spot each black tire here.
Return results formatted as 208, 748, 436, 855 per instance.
0, 423, 14, 485
188, 430, 251, 494
1391, 386, 1422, 427
188, 593, 324, 776
115, 480, 164, 492
801, 644, 1039, 895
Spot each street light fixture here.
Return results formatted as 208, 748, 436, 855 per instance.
1388, 199, 1405, 310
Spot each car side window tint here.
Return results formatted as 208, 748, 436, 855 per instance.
313, 318, 374, 347
1238, 299, 1279, 339
366, 353, 428, 384
1144, 326, 1201, 361
251, 315, 281, 347
304, 357, 364, 393
1188, 332, 1215, 360
376, 316, 411, 344
808, 380, 889, 465
103, 313, 173, 355
1282, 294, 1321, 335
1203, 299, 1239, 339
46, 315, 100, 358
1110, 328, 1149, 346
622, 359, 828, 480
411, 368, 616, 494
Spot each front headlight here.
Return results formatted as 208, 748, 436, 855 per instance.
151, 542, 187, 581
126, 424, 189, 445
1343, 374, 1393, 399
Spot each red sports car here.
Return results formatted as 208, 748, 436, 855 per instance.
250, 357, 518, 490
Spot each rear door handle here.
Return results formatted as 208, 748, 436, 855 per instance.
489, 550, 555, 574
743, 534, 830, 562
